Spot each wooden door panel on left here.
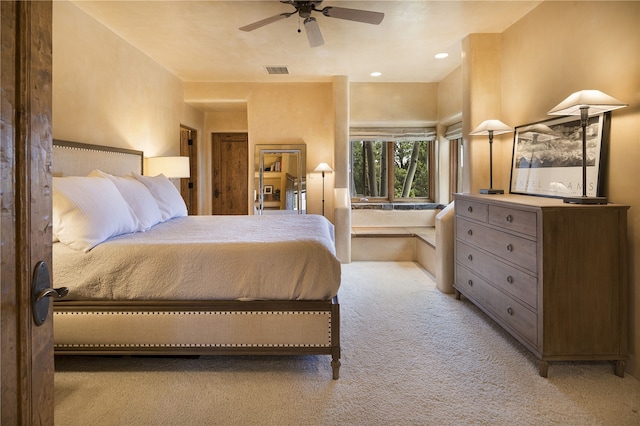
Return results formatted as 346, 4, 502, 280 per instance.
1, 1, 55, 424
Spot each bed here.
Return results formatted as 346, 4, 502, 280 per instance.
52, 140, 342, 379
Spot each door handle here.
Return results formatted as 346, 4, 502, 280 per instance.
32, 261, 68, 326
36, 287, 69, 301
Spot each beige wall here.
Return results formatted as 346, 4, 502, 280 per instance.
437, 67, 463, 204
185, 82, 334, 217
350, 82, 438, 126
470, 1, 640, 377
52, 0, 204, 205
463, 33, 506, 194
438, 66, 463, 125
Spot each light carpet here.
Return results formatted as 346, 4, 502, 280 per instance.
54, 261, 640, 425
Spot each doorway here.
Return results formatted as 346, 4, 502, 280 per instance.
211, 133, 249, 215
180, 125, 198, 215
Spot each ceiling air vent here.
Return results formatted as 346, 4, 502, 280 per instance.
265, 65, 289, 75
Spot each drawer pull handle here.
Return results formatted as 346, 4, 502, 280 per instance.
506, 244, 513, 252
467, 229, 473, 236
506, 215, 513, 223
467, 255, 473, 261
468, 280, 473, 286
468, 206, 473, 213
507, 307, 514, 315
507, 275, 514, 284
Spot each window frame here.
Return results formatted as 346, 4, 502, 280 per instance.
349, 130, 436, 204
449, 137, 462, 201
444, 122, 463, 201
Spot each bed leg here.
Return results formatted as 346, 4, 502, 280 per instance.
331, 357, 341, 380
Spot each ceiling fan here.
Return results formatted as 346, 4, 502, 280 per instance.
239, 1, 384, 48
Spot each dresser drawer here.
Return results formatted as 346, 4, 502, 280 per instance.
489, 205, 537, 238
455, 265, 537, 346
456, 218, 537, 273
454, 264, 489, 305
456, 199, 488, 223
456, 241, 537, 309
479, 274, 538, 347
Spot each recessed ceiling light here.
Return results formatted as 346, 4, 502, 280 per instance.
435, 53, 448, 59
370, 71, 382, 77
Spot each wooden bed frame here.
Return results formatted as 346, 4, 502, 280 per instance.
52, 140, 341, 379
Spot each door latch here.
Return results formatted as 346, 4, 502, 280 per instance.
32, 261, 68, 326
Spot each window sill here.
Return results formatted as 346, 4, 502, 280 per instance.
351, 202, 444, 211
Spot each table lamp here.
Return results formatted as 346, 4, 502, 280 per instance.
470, 119, 513, 194
548, 90, 627, 204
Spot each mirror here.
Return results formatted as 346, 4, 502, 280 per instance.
255, 144, 306, 214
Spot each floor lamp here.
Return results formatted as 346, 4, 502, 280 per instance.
548, 90, 627, 204
314, 162, 333, 216
470, 119, 513, 194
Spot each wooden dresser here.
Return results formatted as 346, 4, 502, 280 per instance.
454, 193, 629, 377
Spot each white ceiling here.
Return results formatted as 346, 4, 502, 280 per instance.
71, 0, 542, 85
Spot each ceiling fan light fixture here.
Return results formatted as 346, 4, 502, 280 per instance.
239, 1, 384, 48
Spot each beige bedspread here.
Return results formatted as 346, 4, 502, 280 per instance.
53, 214, 341, 301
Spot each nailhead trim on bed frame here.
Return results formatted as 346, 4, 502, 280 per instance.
55, 343, 330, 348
54, 310, 334, 348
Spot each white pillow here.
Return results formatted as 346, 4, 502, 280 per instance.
53, 176, 140, 252
89, 170, 163, 231
131, 173, 187, 221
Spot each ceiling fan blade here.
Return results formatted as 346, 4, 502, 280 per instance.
239, 13, 290, 32
321, 6, 384, 25
304, 17, 324, 48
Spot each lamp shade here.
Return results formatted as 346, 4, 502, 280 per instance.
314, 162, 333, 173
548, 90, 628, 116
469, 119, 513, 136
147, 156, 190, 178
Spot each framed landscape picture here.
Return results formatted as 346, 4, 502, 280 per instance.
509, 112, 610, 198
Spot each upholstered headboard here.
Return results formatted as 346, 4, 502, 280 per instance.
53, 140, 143, 177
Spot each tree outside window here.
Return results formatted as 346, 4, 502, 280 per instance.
350, 129, 434, 202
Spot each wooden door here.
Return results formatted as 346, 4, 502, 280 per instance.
1, 1, 55, 423
211, 133, 249, 215
180, 126, 199, 215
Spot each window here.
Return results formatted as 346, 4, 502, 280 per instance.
350, 128, 435, 202
449, 138, 463, 199
445, 122, 463, 200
